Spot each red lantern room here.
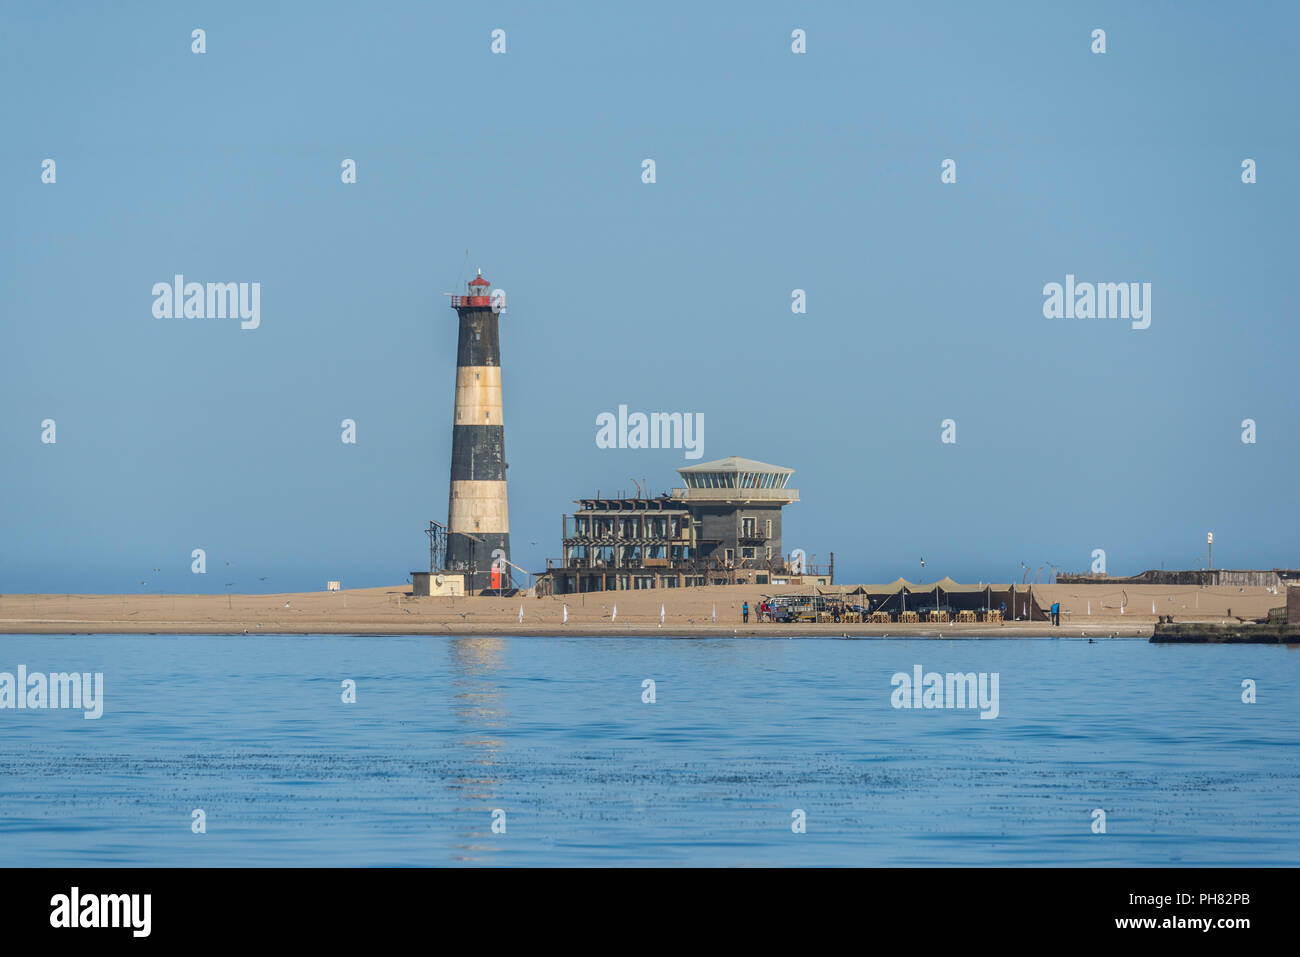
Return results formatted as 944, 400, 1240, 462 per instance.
451, 269, 493, 308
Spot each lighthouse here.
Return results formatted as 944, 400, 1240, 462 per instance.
445, 269, 511, 593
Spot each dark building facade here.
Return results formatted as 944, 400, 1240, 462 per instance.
444, 270, 511, 592
545, 456, 822, 593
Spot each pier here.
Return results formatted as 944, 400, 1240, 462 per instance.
1151, 621, 1300, 644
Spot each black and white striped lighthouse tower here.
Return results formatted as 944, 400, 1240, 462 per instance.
446, 269, 511, 593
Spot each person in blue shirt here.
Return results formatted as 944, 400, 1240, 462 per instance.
742, 601, 749, 623
1051, 601, 1061, 626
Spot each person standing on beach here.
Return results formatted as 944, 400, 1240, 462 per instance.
742, 601, 749, 623
1051, 601, 1060, 627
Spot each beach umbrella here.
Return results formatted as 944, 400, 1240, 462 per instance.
612, 604, 617, 621
562, 605, 568, 623
711, 604, 717, 623
660, 604, 665, 625
518, 604, 523, 624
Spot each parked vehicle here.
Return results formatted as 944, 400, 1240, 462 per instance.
762, 594, 825, 622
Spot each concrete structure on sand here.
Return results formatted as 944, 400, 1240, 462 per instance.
543, 456, 832, 594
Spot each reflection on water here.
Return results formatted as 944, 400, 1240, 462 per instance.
447, 637, 507, 861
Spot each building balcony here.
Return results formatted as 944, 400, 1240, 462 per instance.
564, 536, 690, 547
547, 557, 698, 572
671, 487, 799, 504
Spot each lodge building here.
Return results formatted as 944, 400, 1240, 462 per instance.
542, 456, 829, 594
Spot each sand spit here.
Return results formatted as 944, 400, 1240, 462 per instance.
0, 583, 1283, 638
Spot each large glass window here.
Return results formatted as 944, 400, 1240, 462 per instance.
686, 468, 792, 490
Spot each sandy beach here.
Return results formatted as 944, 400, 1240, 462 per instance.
0, 582, 1283, 638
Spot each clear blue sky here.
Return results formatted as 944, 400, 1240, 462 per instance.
2, 1, 1296, 593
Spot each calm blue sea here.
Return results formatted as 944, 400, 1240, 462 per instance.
0, 634, 1296, 866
